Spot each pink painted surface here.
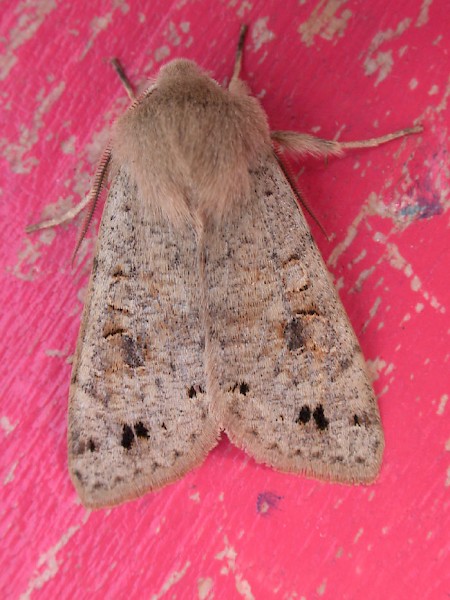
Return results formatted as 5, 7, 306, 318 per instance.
1, 1, 448, 598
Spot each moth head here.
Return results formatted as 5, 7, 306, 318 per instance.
157, 59, 207, 82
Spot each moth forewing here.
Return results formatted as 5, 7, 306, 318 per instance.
205, 157, 383, 484
68, 171, 219, 508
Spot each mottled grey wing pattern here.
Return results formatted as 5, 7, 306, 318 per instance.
69, 171, 219, 508
205, 157, 384, 483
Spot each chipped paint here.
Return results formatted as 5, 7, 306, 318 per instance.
1, 81, 65, 173
215, 537, 254, 599
298, 0, 352, 47
366, 357, 387, 382
198, 577, 214, 599
364, 18, 411, 86
20, 515, 90, 599
362, 296, 382, 331
0, 416, 17, 434
317, 578, 327, 596
251, 17, 275, 51
353, 528, 364, 543
3, 461, 18, 484
237, 1, 253, 18
81, 2, 129, 58
151, 561, 191, 600
0, 0, 57, 80
61, 135, 76, 155
9, 238, 42, 281
416, 0, 433, 27
328, 192, 376, 268
437, 394, 448, 416
386, 244, 445, 313
364, 50, 394, 87
154, 45, 171, 62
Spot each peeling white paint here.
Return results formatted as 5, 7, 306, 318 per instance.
151, 561, 191, 600
0, 0, 57, 80
198, 577, 214, 599
437, 394, 448, 416
20, 514, 90, 599
299, 0, 352, 47
215, 537, 254, 599
251, 17, 275, 52
0, 416, 16, 434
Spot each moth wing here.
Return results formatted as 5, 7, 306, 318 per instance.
206, 157, 384, 483
69, 171, 219, 508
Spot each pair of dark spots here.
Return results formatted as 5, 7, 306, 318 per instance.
295, 405, 368, 430
188, 382, 250, 397
295, 404, 329, 430
121, 421, 149, 450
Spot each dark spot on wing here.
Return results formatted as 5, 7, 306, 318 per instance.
284, 318, 305, 351
229, 381, 250, 395
295, 405, 311, 424
121, 424, 134, 449
122, 335, 144, 368
135, 421, 149, 438
313, 405, 329, 430
188, 384, 205, 398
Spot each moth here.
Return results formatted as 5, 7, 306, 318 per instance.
30, 26, 421, 508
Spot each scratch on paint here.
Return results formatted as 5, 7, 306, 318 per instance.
151, 561, 191, 600
20, 514, 90, 599
298, 0, 352, 47
215, 537, 254, 600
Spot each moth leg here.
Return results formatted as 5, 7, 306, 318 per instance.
271, 125, 423, 159
229, 24, 248, 89
26, 144, 112, 234
110, 58, 136, 101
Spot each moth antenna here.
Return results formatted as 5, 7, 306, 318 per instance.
230, 24, 248, 87
272, 144, 330, 241
72, 143, 112, 263
71, 84, 156, 262
110, 58, 136, 101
